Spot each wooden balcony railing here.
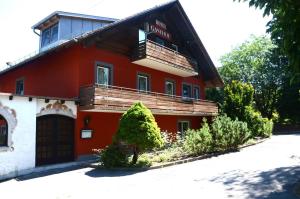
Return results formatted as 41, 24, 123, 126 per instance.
132, 40, 198, 77
79, 85, 218, 116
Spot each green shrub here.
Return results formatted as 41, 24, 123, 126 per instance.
97, 144, 129, 168
183, 120, 212, 155
245, 106, 273, 138
114, 102, 164, 165
211, 115, 251, 151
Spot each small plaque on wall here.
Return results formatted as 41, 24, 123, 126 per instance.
81, 129, 93, 139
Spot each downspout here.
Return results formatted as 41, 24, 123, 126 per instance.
33, 28, 40, 36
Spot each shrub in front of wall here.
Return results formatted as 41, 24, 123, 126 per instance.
97, 144, 129, 168
114, 102, 164, 165
183, 120, 212, 156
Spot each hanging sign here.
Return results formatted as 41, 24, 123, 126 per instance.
149, 20, 171, 41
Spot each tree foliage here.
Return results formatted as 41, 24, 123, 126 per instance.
114, 102, 163, 164
234, 0, 300, 77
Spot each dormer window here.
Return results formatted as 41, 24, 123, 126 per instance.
41, 23, 58, 48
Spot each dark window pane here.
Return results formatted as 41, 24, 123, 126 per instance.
182, 84, 191, 98
41, 29, 50, 47
0, 115, 8, 147
138, 75, 148, 91
194, 87, 200, 99
50, 24, 58, 43
16, 79, 24, 95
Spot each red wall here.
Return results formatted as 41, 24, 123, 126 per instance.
0, 43, 208, 158
0, 45, 81, 98
75, 111, 203, 156
78, 45, 206, 98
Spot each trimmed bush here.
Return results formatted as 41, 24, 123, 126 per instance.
245, 106, 273, 137
211, 115, 251, 151
183, 120, 212, 155
114, 102, 164, 164
97, 144, 129, 168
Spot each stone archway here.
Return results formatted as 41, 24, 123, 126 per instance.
0, 102, 17, 151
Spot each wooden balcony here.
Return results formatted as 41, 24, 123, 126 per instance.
79, 85, 218, 116
132, 40, 198, 77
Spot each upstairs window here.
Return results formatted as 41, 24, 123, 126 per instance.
165, 80, 175, 96
193, 86, 200, 100
41, 23, 59, 47
0, 115, 8, 147
16, 78, 24, 95
96, 63, 113, 86
182, 83, 192, 99
138, 74, 150, 92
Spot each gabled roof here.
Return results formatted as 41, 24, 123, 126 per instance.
32, 11, 118, 30
1, 0, 223, 87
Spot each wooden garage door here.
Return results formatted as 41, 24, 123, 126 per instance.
36, 115, 74, 166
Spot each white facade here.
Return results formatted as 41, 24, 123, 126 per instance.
0, 94, 77, 180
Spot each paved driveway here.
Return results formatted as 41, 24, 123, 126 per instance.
1, 134, 300, 199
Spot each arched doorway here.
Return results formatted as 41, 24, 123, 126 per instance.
0, 115, 8, 147
36, 115, 75, 166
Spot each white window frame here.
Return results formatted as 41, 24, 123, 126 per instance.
16, 78, 24, 95
182, 83, 192, 99
137, 74, 150, 92
177, 120, 190, 136
165, 80, 175, 96
95, 61, 113, 87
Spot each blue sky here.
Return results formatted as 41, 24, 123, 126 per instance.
0, 0, 270, 69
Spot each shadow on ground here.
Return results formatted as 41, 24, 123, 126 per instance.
85, 168, 146, 178
16, 165, 85, 181
210, 165, 300, 199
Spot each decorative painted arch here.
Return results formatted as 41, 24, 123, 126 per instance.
0, 101, 17, 151
37, 101, 76, 119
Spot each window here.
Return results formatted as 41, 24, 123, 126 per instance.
16, 79, 24, 95
41, 23, 59, 47
138, 74, 150, 92
165, 80, 175, 96
139, 29, 146, 43
178, 121, 190, 136
182, 83, 192, 98
193, 86, 200, 100
0, 115, 8, 147
96, 62, 113, 86
155, 37, 165, 46
171, 44, 178, 52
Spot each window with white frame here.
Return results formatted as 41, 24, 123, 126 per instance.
96, 63, 112, 86
177, 121, 190, 136
0, 115, 8, 147
138, 74, 149, 92
165, 80, 175, 96
41, 23, 59, 48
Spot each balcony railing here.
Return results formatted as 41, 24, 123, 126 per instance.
79, 85, 218, 116
132, 40, 198, 77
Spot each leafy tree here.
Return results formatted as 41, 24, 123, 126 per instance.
223, 80, 254, 121
217, 36, 285, 118
234, 0, 300, 77
114, 102, 163, 165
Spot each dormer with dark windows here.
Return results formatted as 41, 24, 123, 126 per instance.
32, 11, 117, 52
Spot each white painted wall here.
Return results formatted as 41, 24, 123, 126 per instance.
0, 94, 77, 180
0, 95, 37, 180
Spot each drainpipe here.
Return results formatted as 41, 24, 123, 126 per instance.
33, 28, 40, 36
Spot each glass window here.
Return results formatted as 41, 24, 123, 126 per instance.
193, 86, 200, 100
41, 23, 59, 47
177, 121, 189, 136
16, 79, 24, 95
155, 37, 165, 46
182, 84, 192, 98
139, 29, 146, 43
97, 66, 110, 86
165, 80, 175, 96
0, 115, 8, 147
138, 74, 149, 92
50, 24, 58, 43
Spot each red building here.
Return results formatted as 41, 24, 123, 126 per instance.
0, 1, 223, 165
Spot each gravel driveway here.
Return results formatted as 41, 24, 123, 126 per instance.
1, 134, 300, 199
